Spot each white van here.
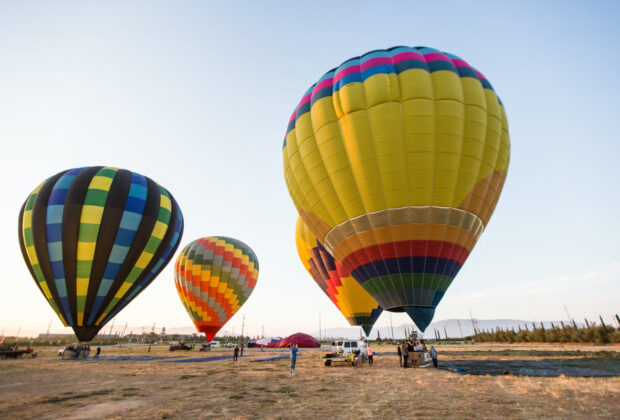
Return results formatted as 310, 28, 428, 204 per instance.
208, 341, 220, 348
331, 340, 367, 356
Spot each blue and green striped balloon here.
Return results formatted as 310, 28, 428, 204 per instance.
18, 166, 184, 341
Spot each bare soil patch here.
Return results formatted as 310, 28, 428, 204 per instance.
0, 344, 618, 419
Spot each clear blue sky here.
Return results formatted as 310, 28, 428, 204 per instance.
1, 1, 619, 338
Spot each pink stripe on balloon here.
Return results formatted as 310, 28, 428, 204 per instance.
361, 57, 393, 71
423, 52, 450, 62
313, 77, 334, 93
450, 58, 471, 68
334, 64, 360, 83
474, 69, 486, 80
288, 111, 296, 124
393, 51, 425, 63
298, 93, 311, 107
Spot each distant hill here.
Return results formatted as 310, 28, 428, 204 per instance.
311, 319, 585, 341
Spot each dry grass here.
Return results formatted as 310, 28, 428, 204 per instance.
0, 344, 618, 419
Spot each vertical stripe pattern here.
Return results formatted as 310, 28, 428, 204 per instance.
18, 166, 184, 341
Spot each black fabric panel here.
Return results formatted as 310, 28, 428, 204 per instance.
17, 201, 43, 296
83, 169, 132, 325
92, 176, 161, 324
117, 190, 181, 308
62, 166, 102, 324
73, 326, 100, 342
30, 171, 67, 318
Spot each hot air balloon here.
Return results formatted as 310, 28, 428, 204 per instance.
283, 46, 510, 331
174, 237, 259, 341
295, 216, 382, 336
18, 166, 184, 341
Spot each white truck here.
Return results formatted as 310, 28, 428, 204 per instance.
322, 340, 367, 366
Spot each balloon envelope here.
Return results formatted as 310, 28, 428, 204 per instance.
295, 216, 382, 336
18, 166, 184, 341
174, 237, 259, 341
283, 46, 510, 331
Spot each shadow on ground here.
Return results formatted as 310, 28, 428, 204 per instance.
440, 358, 619, 377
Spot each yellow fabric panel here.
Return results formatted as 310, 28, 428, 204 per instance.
25, 245, 39, 265
217, 282, 227, 293
315, 121, 365, 218
432, 99, 465, 207
341, 276, 378, 314
431, 70, 465, 102
22, 210, 33, 229
79, 205, 104, 224
115, 282, 132, 298
366, 101, 409, 209
77, 313, 84, 325
88, 175, 113, 191
363, 73, 401, 107
151, 221, 168, 240
452, 78, 489, 207
398, 68, 434, 101
76, 242, 96, 261
76, 278, 88, 295
40, 282, 53, 301
160, 194, 172, 211
135, 252, 153, 269
339, 111, 385, 213
401, 98, 435, 205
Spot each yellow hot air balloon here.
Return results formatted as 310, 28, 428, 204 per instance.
295, 216, 382, 336
283, 46, 510, 331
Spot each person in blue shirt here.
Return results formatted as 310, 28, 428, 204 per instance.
290, 344, 299, 375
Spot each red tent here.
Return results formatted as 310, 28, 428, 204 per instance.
278, 332, 320, 348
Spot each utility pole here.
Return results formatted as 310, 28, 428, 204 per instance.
469, 310, 477, 335
457, 320, 463, 338
46, 319, 52, 338
121, 322, 128, 338
261, 325, 264, 338
108, 318, 116, 337
241, 313, 245, 343
564, 305, 577, 328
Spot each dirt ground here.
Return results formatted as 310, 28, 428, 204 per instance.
0, 343, 618, 419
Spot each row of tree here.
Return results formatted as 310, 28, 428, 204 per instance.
473, 317, 620, 344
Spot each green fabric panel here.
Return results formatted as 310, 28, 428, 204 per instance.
84, 189, 108, 206
144, 236, 161, 254
76, 260, 93, 278
77, 223, 99, 242
364, 273, 453, 293
98, 168, 117, 178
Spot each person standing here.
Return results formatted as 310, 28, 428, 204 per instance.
401, 343, 409, 368
397, 343, 402, 367
430, 346, 438, 368
367, 343, 374, 366
290, 344, 298, 375
95, 347, 101, 358
233, 345, 239, 362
